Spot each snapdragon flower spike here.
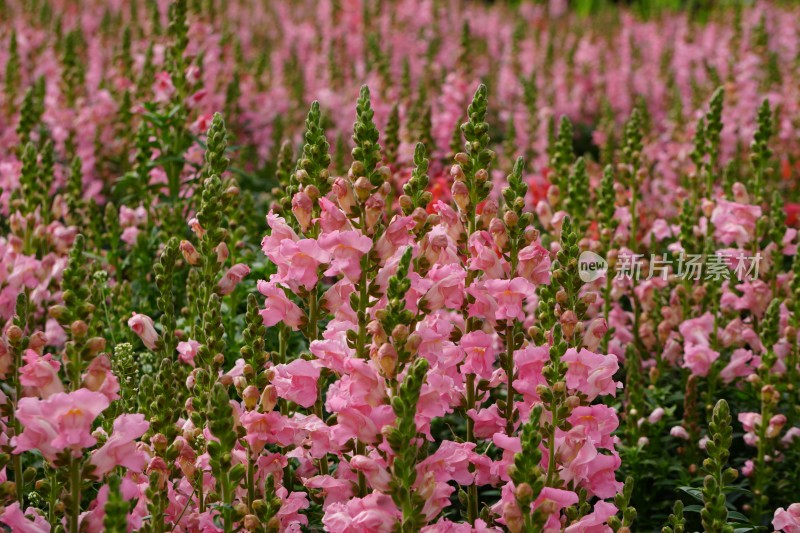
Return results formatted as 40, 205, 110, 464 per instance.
296, 101, 332, 202
700, 399, 738, 533
386, 357, 429, 531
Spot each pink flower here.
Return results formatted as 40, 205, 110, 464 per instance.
177, 339, 201, 366
128, 313, 159, 350
349, 455, 392, 491
678, 313, 714, 347
318, 230, 373, 282
15, 389, 110, 461
375, 216, 415, 260
257, 280, 305, 329
241, 411, 294, 452
322, 493, 400, 533
217, 263, 250, 295
81, 354, 120, 401
460, 331, 496, 380
272, 238, 330, 290
0, 502, 50, 533
517, 241, 551, 284
682, 344, 720, 377
468, 277, 537, 323
417, 441, 476, 485
90, 413, 149, 476
561, 348, 621, 400
720, 348, 758, 383
774, 504, 800, 533
711, 199, 761, 246
564, 501, 618, 533
271, 358, 321, 408
648, 407, 665, 424
467, 405, 505, 439
19, 349, 64, 398
514, 344, 549, 401
670, 426, 690, 440
153, 71, 176, 102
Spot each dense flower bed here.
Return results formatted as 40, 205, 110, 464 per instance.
1, 0, 800, 531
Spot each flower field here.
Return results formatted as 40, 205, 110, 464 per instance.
2, 0, 800, 531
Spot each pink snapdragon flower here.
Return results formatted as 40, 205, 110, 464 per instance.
460, 331, 496, 380
90, 413, 150, 476
774, 503, 800, 533
322, 493, 400, 533
271, 239, 330, 290
468, 277, 537, 323
710, 199, 761, 246
217, 263, 250, 295
0, 502, 50, 533
177, 339, 201, 366
517, 241, 551, 284
128, 312, 159, 350
271, 358, 322, 408
257, 280, 305, 329
81, 354, 120, 401
319, 230, 373, 282
19, 349, 64, 398
15, 389, 110, 461
682, 344, 720, 377
561, 348, 622, 400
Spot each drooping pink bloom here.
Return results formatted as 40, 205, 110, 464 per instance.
460, 331, 496, 380
417, 441, 476, 485
19, 349, 64, 398
257, 280, 305, 329
90, 413, 150, 476
774, 504, 800, 533
719, 348, 758, 383
678, 313, 714, 346
517, 241, 551, 284
349, 455, 392, 492
468, 278, 537, 323
513, 344, 549, 401
271, 358, 322, 408
710, 199, 761, 246
561, 348, 622, 400
564, 501, 618, 533
375, 216, 416, 260
240, 410, 294, 452
272, 239, 330, 290
177, 339, 201, 366
153, 71, 176, 102
682, 344, 720, 377
0, 502, 50, 533
217, 263, 250, 295
322, 492, 401, 533
319, 230, 373, 282
15, 389, 110, 460
81, 354, 120, 401
128, 312, 159, 350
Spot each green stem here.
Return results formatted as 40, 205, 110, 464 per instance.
69, 456, 81, 533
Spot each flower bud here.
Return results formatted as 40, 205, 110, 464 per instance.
261, 385, 278, 412
333, 177, 357, 214
48, 305, 68, 321
242, 386, 260, 410
367, 320, 387, 346
215, 242, 229, 264
405, 333, 422, 355
503, 210, 519, 228
354, 176, 372, 202
452, 181, 470, 211
180, 240, 200, 265
450, 164, 467, 181
27, 331, 47, 353
292, 191, 314, 232
376, 343, 398, 378
71, 320, 88, 339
